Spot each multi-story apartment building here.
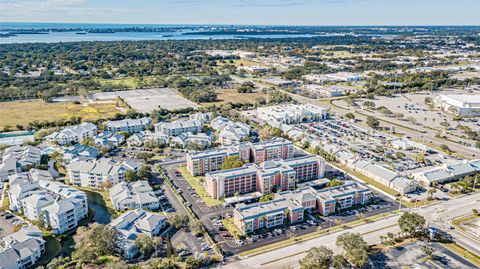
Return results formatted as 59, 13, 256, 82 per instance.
154, 119, 202, 136
233, 198, 304, 234
257, 104, 328, 125
103, 117, 152, 133
109, 181, 160, 211
186, 138, 293, 176
66, 158, 141, 188
46, 122, 98, 145
205, 155, 325, 199
0, 145, 42, 182
233, 181, 372, 233
8, 173, 88, 234
0, 226, 45, 269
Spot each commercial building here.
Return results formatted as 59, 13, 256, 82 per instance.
46, 122, 97, 145
155, 119, 202, 136
109, 181, 160, 211
8, 173, 88, 234
233, 181, 371, 233
66, 158, 141, 188
413, 159, 479, 186
0, 226, 45, 269
104, 117, 152, 133
111, 209, 167, 259
257, 104, 327, 125
186, 138, 293, 176
435, 94, 480, 117
206, 155, 325, 199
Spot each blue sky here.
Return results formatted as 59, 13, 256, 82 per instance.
1, 0, 479, 25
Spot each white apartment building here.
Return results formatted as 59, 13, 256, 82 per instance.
103, 117, 152, 133
435, 94, 480, 117
110, 209, 167, 259
257, 104, 328, 125
66, 158, 141, 188
154, 119, 202, 136
46, 122, 98, 145
211, 116, 251, 146
170, 132, 212, 149
8, 174, 88, 234
0, 145, 41, 182
0, 226, 45, 269
109, 181, 160, 211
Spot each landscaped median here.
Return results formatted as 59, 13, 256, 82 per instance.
222, 218, 243, 237
441, 242, 480, 268
177, 166, 223, 207
239, 211, 399, 258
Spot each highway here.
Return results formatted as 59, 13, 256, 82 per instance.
221, 192, 480, 269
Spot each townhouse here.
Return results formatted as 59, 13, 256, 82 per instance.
110, 209, 167, 259
155, 119, 202, 136
413, 159, 479, 186
109, 181, 160, 211
0, 226, 45, 269
0, 145, 41, 182
67, 158, 141, 188
233, 181, 372, 233
206, 155, 325, 199
8, 173, 88, 234
257, 104, 327, 125
103, 117, 152, 133
186, 138, 293, 176
46, 122, 97, 145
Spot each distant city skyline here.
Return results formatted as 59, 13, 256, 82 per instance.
1, 0, 479, 26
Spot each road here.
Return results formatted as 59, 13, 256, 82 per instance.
220, 192, 480, 269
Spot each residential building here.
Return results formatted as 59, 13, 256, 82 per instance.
211, 116, 251, 146
186, 138, 293, 176
126, 131, 168, 147
257, 104, 327, 125
206, 155, 325, 199
109, 181, 160, 211
155, 119, 202, 136
170, 132, 211, 149
0, 226, 45, 269
46, 122, 97, 145
67, 158, 141, 188
104, 117, 152, 133
0, 145, 41, 182
8, 174, 88, 234
110, 209, 167, 259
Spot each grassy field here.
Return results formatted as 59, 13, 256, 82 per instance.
204, 88, 268, 106
177, 166, 222, 206
97, 76, 161, 88
0, 99, 127, 130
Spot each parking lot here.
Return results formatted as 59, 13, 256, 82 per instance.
160, 161, 400, 256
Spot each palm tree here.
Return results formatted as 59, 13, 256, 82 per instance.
427, 188, 437, 199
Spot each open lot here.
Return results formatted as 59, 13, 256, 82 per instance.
88, 88, 198, 112
205, 88, 268, 106
0, 99, 126, 129
370, 241, 477, 269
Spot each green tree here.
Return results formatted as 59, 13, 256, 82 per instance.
185, 257, 203, 269
331, 255, 347, 269
398, 212, 426, 238
167, 212, 189, 229
327, 179, 344, 188
421, 245, 436, 259
166, 236, 175, 258
221, 156, 245, 170
336, 232, 368, 268
73, 223, 119, 262
345, 113, 355, 120
137, 165, 152, 180
366, 116, 380, 129
299, 246, 333, 269
135, 234, 162, 257
125, 169, 139, 182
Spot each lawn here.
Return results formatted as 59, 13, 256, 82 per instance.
222, 218, 243, 237
441, 242, 480, 268
203, 88, 268, 107
97, 76, 161, 89
0, 99, 127, 130
177, 166, 222, 207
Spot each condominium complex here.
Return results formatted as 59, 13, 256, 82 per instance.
8, 173, 88, 234
109, 181, 160, 211
66, 158, 141, 188
0, 226, 45, 269
103, 117, 152, 133
186, 138, 293, 176
233, 181, 372, 233
110, 209, 167, 259
257, 104, 328, 125
46, 122, 98, 145
0, 145, 41, 182
154, 119, 202, 136
206, 155, 325, 199
211, 116, 251, 146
